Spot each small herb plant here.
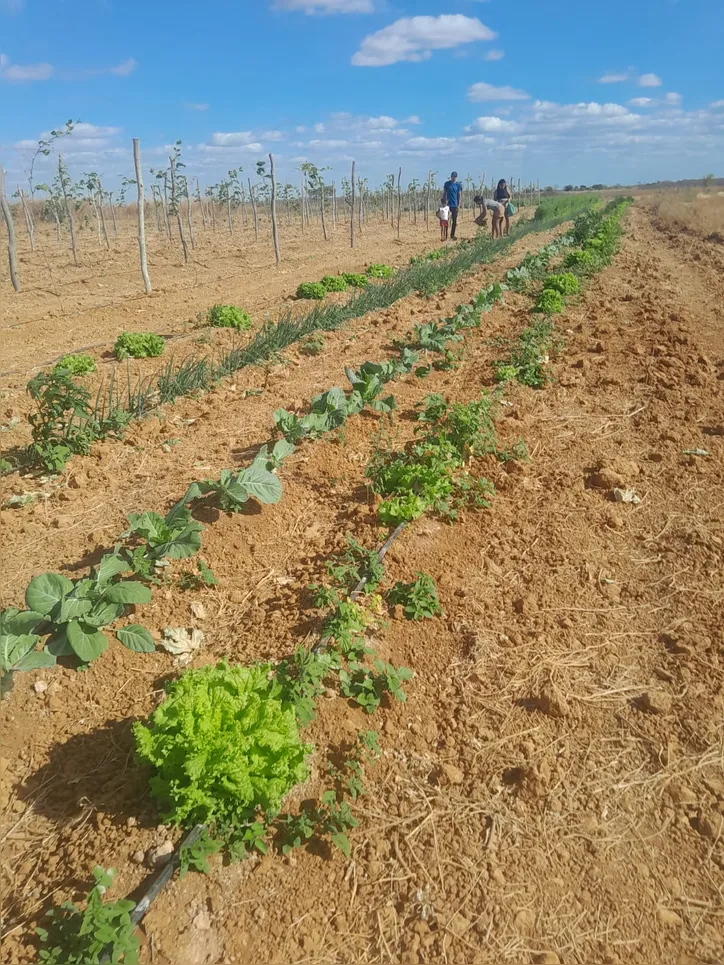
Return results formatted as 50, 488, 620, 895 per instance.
113, 331, 165, 360
299, 335, 325, 356
133, 661, 312, 826
320, 275, 348, 293
207, 304, 252, 331
388, 573, 442, 620
178, 559, 218, 590
53, 354, 96, 376
36, 866, 139, 965
179, 828, 224, 877
366, 264, 394, 278
296, 282, 326, 300
339, 659, 413, 713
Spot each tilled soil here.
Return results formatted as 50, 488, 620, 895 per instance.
1, 203, 722, 965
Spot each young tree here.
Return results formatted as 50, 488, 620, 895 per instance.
300, 162, 330, 240
350, 160, 356, 248
58, 155, 79, 266
167, 142, 189, 263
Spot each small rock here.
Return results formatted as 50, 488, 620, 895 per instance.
126, 816, 138, 828
533, 954, 561, 965
536, 682, 570, 719
639, 690, 672, 714
514, 908, 535, 931
587, 469, 625, 490
131, 850, 145, 865
33, 681, 47, 694
692, 812, 723, 839
193, 909, 212, 931
190, 601, 206, 620
147, 840, 174, 868
656, 906, 682, 927
437, 763, 465, 786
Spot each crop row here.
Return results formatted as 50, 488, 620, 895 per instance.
17, 197, 632, 961
1, 193, 596, 479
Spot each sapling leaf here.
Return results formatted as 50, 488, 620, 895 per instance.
94, 553, 131, 584
58, 596, 93, 622
238, 462, 282, 504
25, 573, 74, 616
46, 629, 74, 656
67, 621, 109, 662
331, 832, 351, 858
83, 602, 125, 628
117, 624, 155, 653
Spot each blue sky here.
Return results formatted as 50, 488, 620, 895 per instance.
1, 0, 722, 192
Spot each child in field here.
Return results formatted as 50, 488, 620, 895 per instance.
437, 204, 450, 241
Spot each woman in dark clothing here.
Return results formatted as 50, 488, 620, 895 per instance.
494, 179, 513, 236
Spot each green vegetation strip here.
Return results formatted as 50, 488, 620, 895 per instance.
31, 197, 632, 960
4, 195, 596, 476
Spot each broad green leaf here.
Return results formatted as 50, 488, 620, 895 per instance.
84, 602, 125, 628
58, 596, 93, 623
14, 650, 56, 672
271, 439, 295, 463
0, 608, 45, 635
72, 578, 95, 599
46, 629, 73, 656
105, 582, 152, 605
0, 633, 39, 673
116, 624, 155, 653
155, 524, 202, 560
238, 462, 282, 505
25, 573, 73, 616
67, 621, 109, 662
94, 553, 131, 584
331, 833, 351, 858
126, 511, 168, 544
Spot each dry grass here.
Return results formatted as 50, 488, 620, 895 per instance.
644, 188, 724, 239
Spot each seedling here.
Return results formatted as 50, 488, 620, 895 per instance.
388, 573, 442, 620
178, 559, 218, 590
299, 335, 325, 356
179, 828, 224, 876
36, 866, 139, 965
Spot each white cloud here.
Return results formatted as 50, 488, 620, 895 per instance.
467, 81, 529, 102
352, 15, 496, 67
185, 102, 209, 111
260, 129, 284, 140
275, 0, 373, 11
405, 115, 422, 124
210, 131, 259, 146
313, 122, 325, 133
0, 53, 53, 82
72, 122, 122, 137
484, 49, 504, 61
465, 115, 518, 133
308, 138, 349, 148
664, 91, 682, 105
110, 58, 137, 76
598, 72, 630, 83
711, 100, 724, 109
629, 97, 652, 107
639, 72, 662, 87
404, 136, 457, 150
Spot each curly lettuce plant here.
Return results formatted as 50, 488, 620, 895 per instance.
341, 273, 368, 288
542, 272, 579, 296
533, 289, 564, 315
296, 282, 326, 300
53, 354, 96, 376
320, 275, 348, 293
207, 304, 252, 331
366, 264, 394, 279
134, 662, 312, 827
113, 331, 165, 360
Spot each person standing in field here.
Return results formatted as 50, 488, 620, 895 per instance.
494, 179, 513, 236
442, 171, 462, 240
437, 202, 450, 241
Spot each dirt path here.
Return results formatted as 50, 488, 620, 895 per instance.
1, 205, 722, 965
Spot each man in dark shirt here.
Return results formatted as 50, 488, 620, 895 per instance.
442, 171, 462, 240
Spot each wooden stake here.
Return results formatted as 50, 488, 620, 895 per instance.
350, 160, 355, 248
132, 139, 152, 294
268, 152, 281, 265
0, 165, 21, 291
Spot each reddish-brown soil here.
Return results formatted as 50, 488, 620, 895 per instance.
1, 202, 723, 965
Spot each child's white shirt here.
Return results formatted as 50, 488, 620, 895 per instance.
437, 205, 450, 221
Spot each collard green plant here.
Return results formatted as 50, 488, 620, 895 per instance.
1, 607, 54, 695
207, 304, 252, 331
53, 354, 96, 376
113, 332, 165, 361
121, 506, 203, 582
36, 866, 139, 965
133, 661, 312, 826
172, 458, 282, 516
